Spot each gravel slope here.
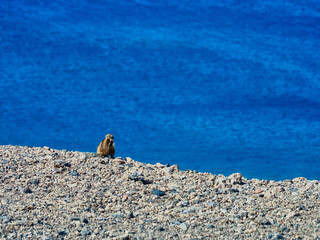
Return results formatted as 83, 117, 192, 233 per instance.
0, 145, 319, 239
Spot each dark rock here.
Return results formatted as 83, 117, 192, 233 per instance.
158, 227, 165, 231
181, 201, 190, 207
127, 212, 134, 219
207, 224, 215, 229
23, 187, 33, 194
268, 233, 284, 239
128, 172, 152, 185
58, 231, 66, 236
281, 227, 290, 233
229, 188, 239, 193
128, 172, 144, 181
82, 218, 89, 224
141, 179, 153, 185
54, 160, 71, 168
152, 189, 165, 196
29, 179, 40, 185
297, 205, 306, 211
255, 216, 271, 225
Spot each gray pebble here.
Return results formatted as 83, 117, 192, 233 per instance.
81, 227, 91, 237
178, 222, 189, 231
152, 189, 165, 196
69, 170, 80, 176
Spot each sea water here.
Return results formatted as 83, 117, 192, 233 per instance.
1, 0, 319, 180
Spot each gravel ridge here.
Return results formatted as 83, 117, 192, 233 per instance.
0, 145, 319, 239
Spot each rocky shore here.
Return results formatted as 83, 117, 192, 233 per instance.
0, 145, 319, 239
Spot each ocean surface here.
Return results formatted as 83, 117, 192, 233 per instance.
1, 0, 320, 180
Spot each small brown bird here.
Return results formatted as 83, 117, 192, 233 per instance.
97, 134, 115, 158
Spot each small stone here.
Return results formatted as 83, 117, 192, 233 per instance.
281, 227, 290, 233
239, 210, 249, 219
178, 222, 188, 231
255, 216, 271, 225
122, 195, 129, 202
163, 167, 173, 174
112, 213, 124, 218
127, 212, 134, 219
118, 233, 130, 240
208, 202, 219, 207
82, 217, 89, 224
69, 216, 80, 221
58, 230, 66, 236
207, 224, 215, 229
288, 187, 298, 193
112, 158, 126, 164
7, 233, 16, 239
268, 233, 284, 239
23, 187, 33, 194
128, 171, 153, 185
79, 153, 87, 161
229, 188, 239, 193
228, 173, 245, 184
54, 160, 71, 168
152, 189, 165, 196
297, 205, 306, 211
221, 209, 228, 214
69, 170, 80, 176
128, 171, 144, 181
81, 227, 91, 237
29, 179, 40, 185
170, 164, 179, 172
154, 163, 166, 168
286, 211, 300, 219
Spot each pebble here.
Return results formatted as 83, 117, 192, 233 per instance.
0, 145, 319, 239
152, 189, 165, 196
81, 227, 91, 236
82, 217, 89, 224
29, 179, 40, 185
178, 222, 189, 231
54, 160, 71, 168
69, 170, 80, 176
23, 187, 33, 194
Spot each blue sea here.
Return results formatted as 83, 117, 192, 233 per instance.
1, 0, 320, 180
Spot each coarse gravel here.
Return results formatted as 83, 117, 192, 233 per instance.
0, 145, 319, 239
